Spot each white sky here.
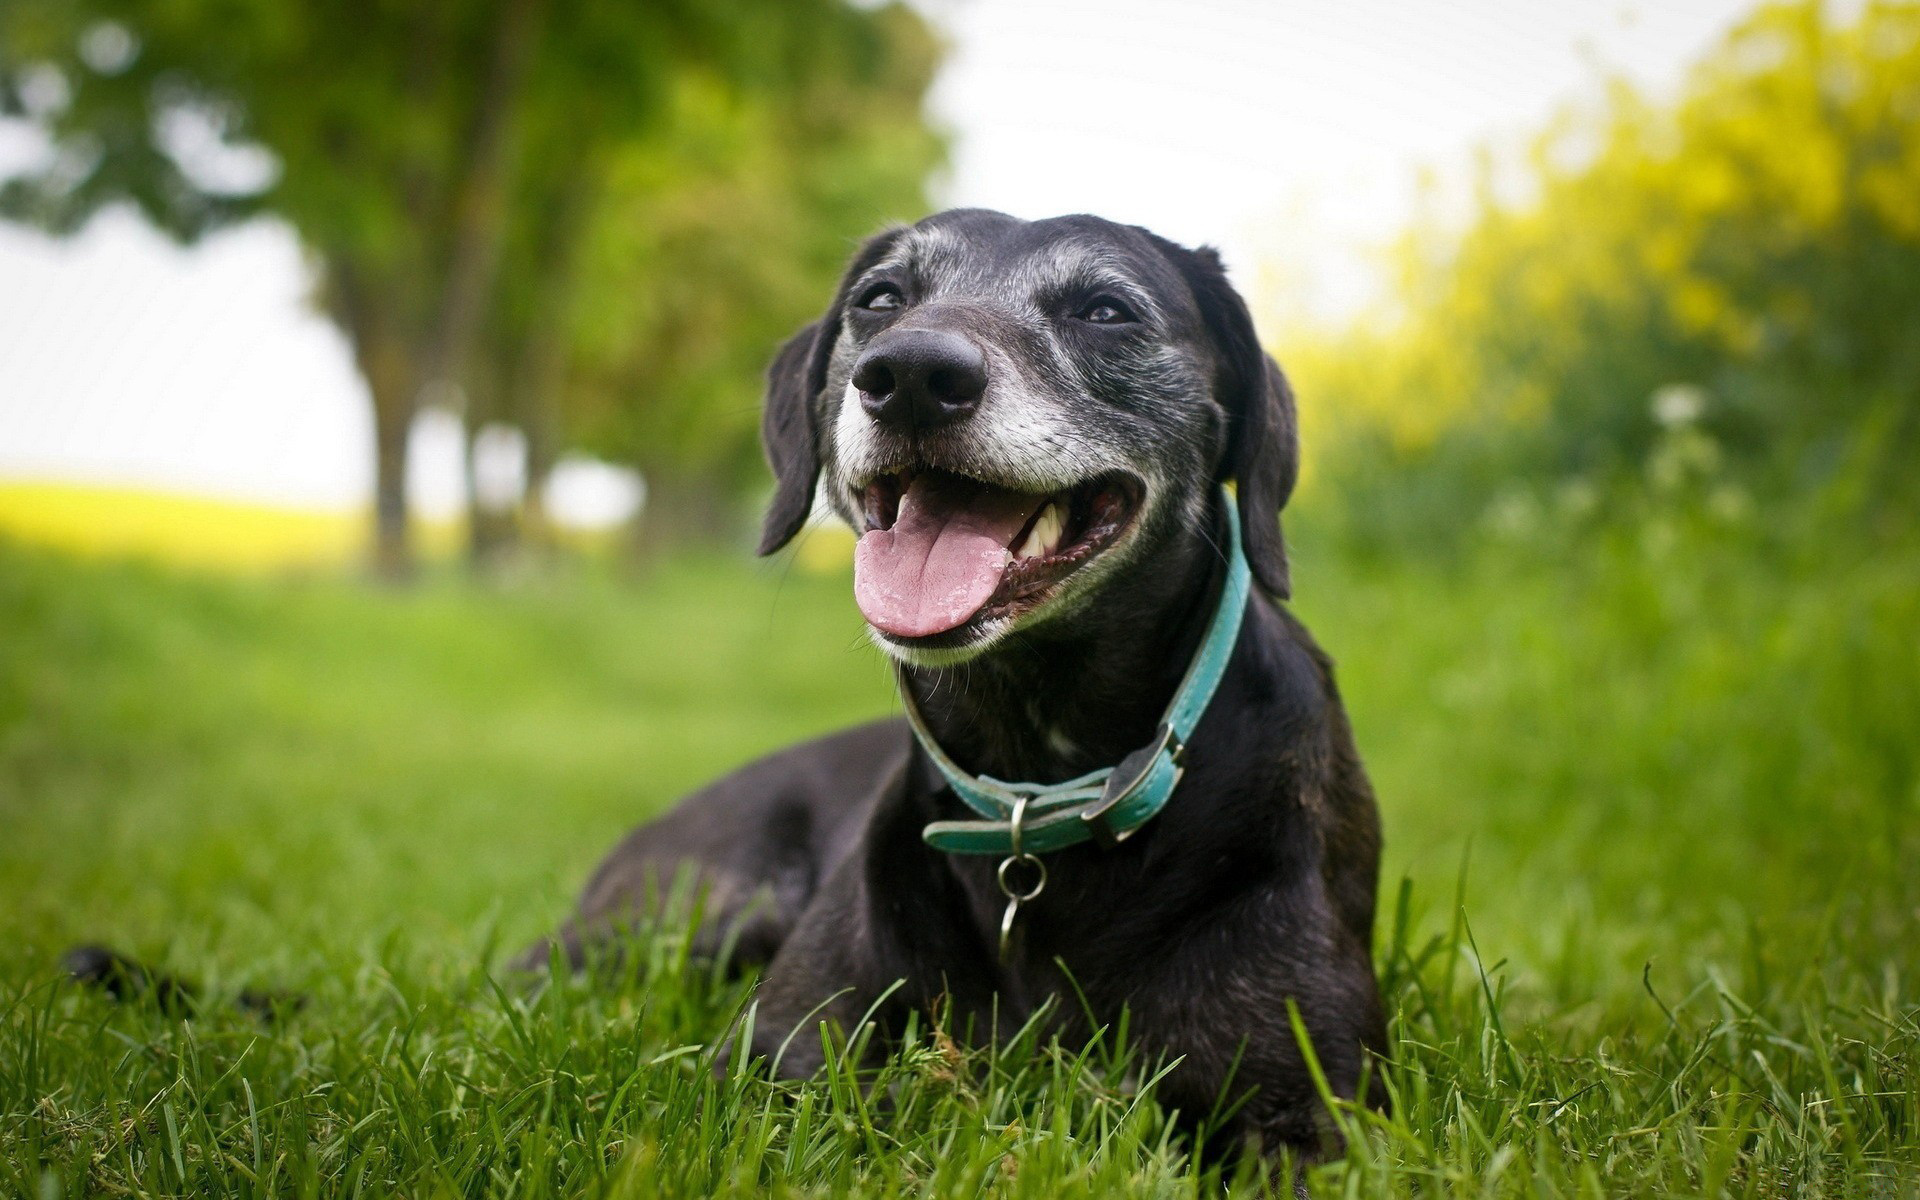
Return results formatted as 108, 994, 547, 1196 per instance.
0, 0, 1757, 514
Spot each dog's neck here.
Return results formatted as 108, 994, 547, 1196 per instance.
901, 501, 1230, 785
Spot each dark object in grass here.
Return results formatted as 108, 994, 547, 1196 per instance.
522, 211, 1389, 1162
63, 943, 302, 1019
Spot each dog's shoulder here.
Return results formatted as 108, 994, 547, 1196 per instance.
1232, 593, 1340, 733
1213, 594, 1378, 852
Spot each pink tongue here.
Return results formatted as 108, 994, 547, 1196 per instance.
855, 474, 1043, 638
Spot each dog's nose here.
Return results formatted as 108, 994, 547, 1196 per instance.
852, 330, 987, 433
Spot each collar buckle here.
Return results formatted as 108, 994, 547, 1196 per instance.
1080, 723, 1185, 849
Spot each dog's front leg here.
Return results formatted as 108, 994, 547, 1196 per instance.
732, 787, 1001, 1079
1110, 887, 1385, 1170
735, 856, 895, 1078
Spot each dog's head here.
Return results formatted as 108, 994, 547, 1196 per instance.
759, 209, 1297, 664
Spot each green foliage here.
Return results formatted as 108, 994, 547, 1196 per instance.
1289, 0, 1920, 536
0, 0, 944, 558
524, 3, 944, 488
8, 0, 523, 272
2, 476, 1914, 1192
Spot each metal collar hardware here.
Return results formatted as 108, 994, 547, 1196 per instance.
905, 487, 1253, 872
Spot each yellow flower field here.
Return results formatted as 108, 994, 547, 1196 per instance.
0, 481, 470, 572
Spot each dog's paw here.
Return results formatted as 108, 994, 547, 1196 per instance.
62, 943, 199, 1014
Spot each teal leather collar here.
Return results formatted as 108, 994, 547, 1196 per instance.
907, 489, 1252, 857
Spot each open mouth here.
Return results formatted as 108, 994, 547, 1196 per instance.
851, 466, 1142, 643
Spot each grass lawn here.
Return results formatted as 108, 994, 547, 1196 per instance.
1, 510, 1915, 1196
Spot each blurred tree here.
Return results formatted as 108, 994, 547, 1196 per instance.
479, 2, 942, 557
1289, 0, 1920, 520
0, 0, 941, 574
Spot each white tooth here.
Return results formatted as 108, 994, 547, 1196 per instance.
1037, 504, 1065, 555
1016, 503, 1063, 561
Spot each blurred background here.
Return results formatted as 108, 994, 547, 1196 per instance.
0, 0, 1915, 1084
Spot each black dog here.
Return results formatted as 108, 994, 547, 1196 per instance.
522, 209, 1387, 1157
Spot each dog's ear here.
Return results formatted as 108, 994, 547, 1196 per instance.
1181, 246, 1300, 598
757, 227, 906, 556
758, 323, 825, 555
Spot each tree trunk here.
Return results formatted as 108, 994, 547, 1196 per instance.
422, 0, 546, 394
330, 262, 419, 581
365, 332, 418, 580
320, 0, 546, 582
372, 396, 413, 579
510, 161, 602, 555
416, 0, 548, 578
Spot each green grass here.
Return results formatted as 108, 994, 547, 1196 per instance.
1, 503, 1915, 1196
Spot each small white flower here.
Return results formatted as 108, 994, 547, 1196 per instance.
1652, 384, 1707, 428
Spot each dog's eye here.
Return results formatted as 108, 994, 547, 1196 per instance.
1076, 297, 1136, 325
858, 285, 904, 312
